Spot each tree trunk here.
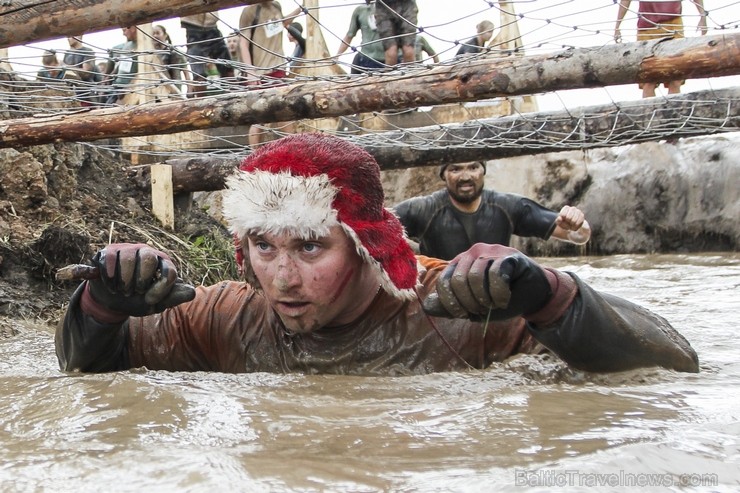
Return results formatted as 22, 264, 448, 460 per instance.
0, 0, 268, 49
1, 34, 738, 149
127, 86, 739, 192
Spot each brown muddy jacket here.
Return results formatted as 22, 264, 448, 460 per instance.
56, 257, 699, 375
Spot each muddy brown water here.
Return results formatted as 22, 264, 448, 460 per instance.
1, 253, 738, 492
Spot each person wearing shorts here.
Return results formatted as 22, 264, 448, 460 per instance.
614, 0, 707, 97
374, 0, 418, 66
238, 1, 302, 146
181, 12, 234, 97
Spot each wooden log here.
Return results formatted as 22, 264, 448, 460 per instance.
128, 156, 240, 192
1, 34, 738, 149
358, 86, 740, 167
128, 86, 739, 192
0, 0, 270, 49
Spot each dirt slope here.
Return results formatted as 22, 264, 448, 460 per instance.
0, 141, 231, 338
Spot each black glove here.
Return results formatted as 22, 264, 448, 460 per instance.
86, 243, 196, 318
423, 243, 553, 321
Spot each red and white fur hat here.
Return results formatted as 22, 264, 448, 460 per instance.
222, 133, 419, 300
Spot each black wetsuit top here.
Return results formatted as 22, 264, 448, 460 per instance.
394, 189, 558, 260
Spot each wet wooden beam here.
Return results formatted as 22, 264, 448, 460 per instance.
1, 34, 738, 149
126, 86, 740, 191
0, 0, 270, 49
357, 86, 740, 168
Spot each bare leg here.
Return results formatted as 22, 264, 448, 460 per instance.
401, 44, 415, 63
249, 123, 279, 148
384, 45, 399, 66
667, 80, 683, 94
642, 82, 657, 98
248, 125, 262, 147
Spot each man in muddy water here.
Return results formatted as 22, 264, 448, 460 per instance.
55, 133, 698, 376
394, 161, 592, 261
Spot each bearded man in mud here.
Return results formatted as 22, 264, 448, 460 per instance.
394, 161, 592, 261
56, 134, 698, 375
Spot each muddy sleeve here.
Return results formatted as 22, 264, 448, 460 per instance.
56, 282, 256, 374
526, 273, 699, 373
55, 283, 132, 372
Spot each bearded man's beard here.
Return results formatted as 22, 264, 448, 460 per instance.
448, 182, 483, 204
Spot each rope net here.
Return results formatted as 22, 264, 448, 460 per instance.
1, 0, 739, 162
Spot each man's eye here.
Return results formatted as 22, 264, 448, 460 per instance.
303, 243, 319, 253
255, 241, 270, 251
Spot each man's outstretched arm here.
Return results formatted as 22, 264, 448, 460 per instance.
55, 243, 195, 372
422, 243, 699, 373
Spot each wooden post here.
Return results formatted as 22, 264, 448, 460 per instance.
298, 0, 346, 77
0, 47, 12, 72
150, 164, 175, 229
492, 1, 538, 113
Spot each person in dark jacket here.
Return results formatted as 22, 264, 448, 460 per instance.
394, 161, 591, 261
152, 24, 191, 95
102, 25, 139, 105
456, 19, 495, 57
55, 134, 697, 376
286, 22, 306, 74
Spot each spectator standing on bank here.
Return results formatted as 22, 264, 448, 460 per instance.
152, 24, 191, 95
237, 1, 302, 145
374, 0, 418, 66
64, 36, 103, 105
335, 0, 386, 74
180, 11, 234, 97
286, 22, 306, 73
614, 0, 707, 98
103, 26, 139, 105
37, 49, 70, 81
63, 35, 102, 85
394, 161, 591, 261
227, 32, 240, 61
237, 1, 304, 85
456, 20, 495, 57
